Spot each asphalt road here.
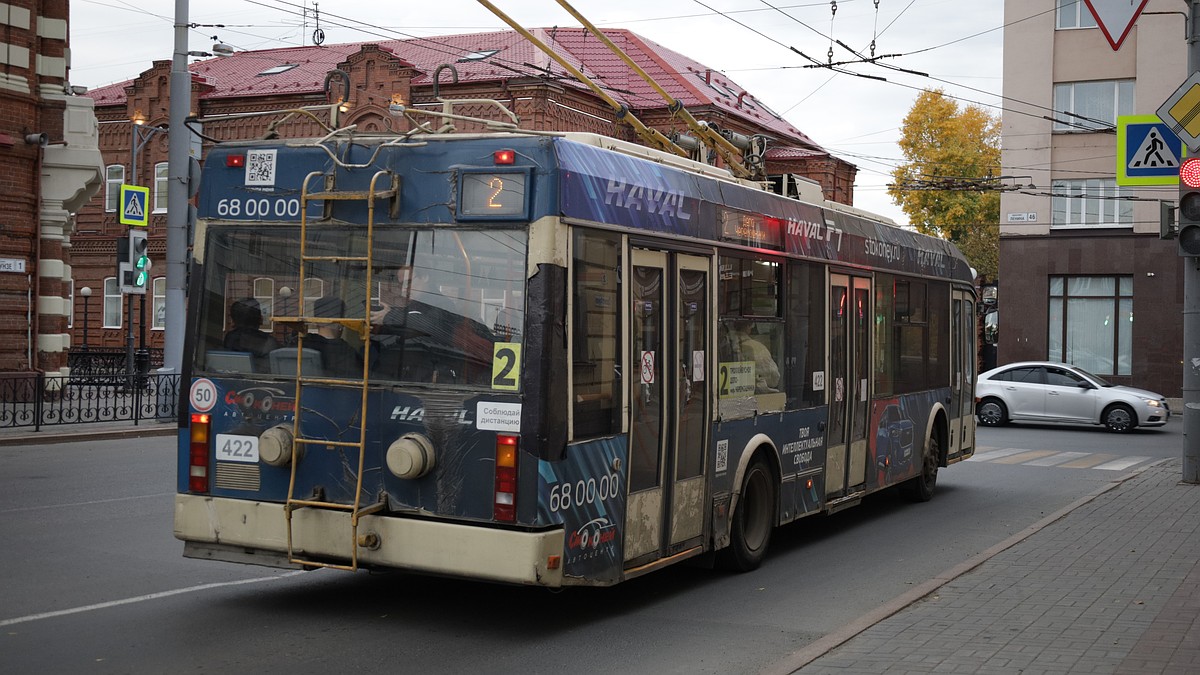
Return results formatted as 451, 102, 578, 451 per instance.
0, 417, 1182, 674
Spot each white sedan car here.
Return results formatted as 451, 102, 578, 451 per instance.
975, 361, 1170, 433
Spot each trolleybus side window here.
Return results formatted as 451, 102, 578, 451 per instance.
718, 255, 784, 412
571, 229, 623, 440
873, 274, 951, 395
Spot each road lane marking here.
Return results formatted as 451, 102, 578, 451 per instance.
0, 572, 305, 627
1092, 456, 1152, 471
969, 448, 1029, 462
992, 450, 1058, 464
0, 492, 172, 515
1059, 454, 1118, 469
1024, 451, 1091, 467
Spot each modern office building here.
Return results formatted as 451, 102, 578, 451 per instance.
999, 0, 1185, 396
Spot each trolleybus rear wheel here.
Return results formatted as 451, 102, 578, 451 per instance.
718, 454, 775, 572
901, 428, 940, 503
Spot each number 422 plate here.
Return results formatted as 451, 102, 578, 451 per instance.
215, 434, 259, 463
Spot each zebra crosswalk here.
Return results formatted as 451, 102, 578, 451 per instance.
969, 447, 1153, 471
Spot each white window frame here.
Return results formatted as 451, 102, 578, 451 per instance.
153, 162, 169, 213
253, 277, 275, 330
152, 277, 166, 330
1056, 0, 1097, 30
105, 165, 125, 212
103, 277, 123, 328
1051, 178, 1132, 228
1053, 80, 1133, 132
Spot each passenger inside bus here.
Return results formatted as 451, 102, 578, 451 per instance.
733, 320, 780, 393
370, 264, 497, 384
222, 297, 279, 371
305, 296, 363, 378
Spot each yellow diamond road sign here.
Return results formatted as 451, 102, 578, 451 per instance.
1158, 71, 1200, 155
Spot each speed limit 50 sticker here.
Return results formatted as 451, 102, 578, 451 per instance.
190, 378, 218, 412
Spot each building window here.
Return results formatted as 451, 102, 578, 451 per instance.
103, 277, 122, 328
153, 162, 168, 213
105, 165, 125, 212
1051, 178, 1132, 227
253, 277, 275, 330
1053, 80, 1133, 131
1056, 0, 1097, 29
152, 277, 166, 330
1048, 276, 1133, 376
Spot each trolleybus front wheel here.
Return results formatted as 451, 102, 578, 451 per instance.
718, 454, 775, 572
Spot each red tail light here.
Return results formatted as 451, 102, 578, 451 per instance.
189, 413, 211, 493
225, 154, 245, 168
493, 149, 515, 165
494, 434, 518, 522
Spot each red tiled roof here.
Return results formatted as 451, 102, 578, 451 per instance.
88, 28, 827, 154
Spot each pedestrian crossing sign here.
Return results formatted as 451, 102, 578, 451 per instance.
119, 184, 150, 226
1117, 115, 1184, 186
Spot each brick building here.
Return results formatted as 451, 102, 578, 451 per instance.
73, 28, 859, 357
0, 0, 103, 374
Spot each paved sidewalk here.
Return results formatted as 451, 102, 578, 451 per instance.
0, 419, 176, 446
771, 457, 1200, 675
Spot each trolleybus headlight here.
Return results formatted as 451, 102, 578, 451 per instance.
259, 424, 297, 467
386, 433, 436, 479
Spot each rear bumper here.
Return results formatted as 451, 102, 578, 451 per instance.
174, 494, 565, 587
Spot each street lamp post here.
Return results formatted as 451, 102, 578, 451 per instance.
80, 286, 92, 349
128, 112, 165, 381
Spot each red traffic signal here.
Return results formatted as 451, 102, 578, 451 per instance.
1182, 157, 1200, 189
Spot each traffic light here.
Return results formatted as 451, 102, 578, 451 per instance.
1178, 157, 1200, 256
123, 229, 149, 294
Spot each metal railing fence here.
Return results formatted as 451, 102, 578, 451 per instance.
0, 371, 180, 431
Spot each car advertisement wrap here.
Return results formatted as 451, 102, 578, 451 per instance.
538, 436, 628, 584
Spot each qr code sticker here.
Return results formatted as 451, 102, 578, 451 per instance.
245, 149, 277, 186
716, 439, 728, 473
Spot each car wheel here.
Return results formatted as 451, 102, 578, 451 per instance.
1103, 403, 1136, 433
717, 454, 775, 572
976, 398, 1007, 426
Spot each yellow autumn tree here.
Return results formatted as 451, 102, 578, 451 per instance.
889, 89, 1000, 280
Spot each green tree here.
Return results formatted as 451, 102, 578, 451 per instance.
889, 89, 1000, 280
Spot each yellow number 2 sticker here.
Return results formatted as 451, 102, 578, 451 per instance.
492, 342, 521, 390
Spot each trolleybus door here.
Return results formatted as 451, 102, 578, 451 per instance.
825, 274, 871, 498
624, 250, 710, 566
949, 289, 976, 456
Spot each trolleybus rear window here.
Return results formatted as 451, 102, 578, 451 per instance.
194, 226, 527, 388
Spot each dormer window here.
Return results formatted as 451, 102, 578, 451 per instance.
458, 49, 499, 62
257, 64, 299, 76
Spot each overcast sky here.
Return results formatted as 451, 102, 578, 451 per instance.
68, 0, 1007, 226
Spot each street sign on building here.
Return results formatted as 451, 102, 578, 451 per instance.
1117, 115, 1183, 186
1158, 72, 1200, 155
118, 184, 149, 227
1084, 0, 1148, 51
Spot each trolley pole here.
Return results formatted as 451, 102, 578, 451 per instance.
1186, 1, 1200, 484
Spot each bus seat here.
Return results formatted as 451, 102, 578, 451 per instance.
268, 347, 323, 376
206, 350, 255, 374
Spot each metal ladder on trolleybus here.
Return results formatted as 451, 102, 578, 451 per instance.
279, 169, 397, 571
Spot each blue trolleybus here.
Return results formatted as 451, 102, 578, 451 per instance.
174, 127, 977, 586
